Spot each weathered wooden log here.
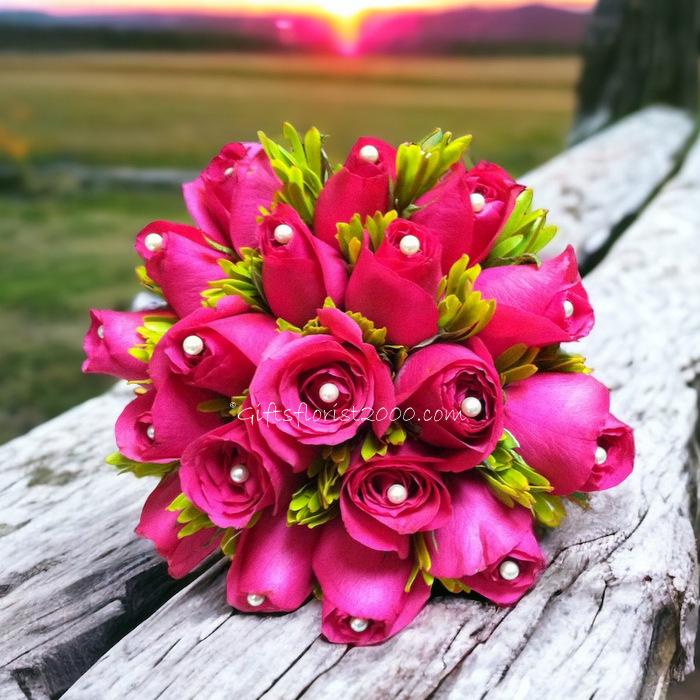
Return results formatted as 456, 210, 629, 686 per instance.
0, 108, 696, 699
64, 133, 700, 699
571, 0, 700, 144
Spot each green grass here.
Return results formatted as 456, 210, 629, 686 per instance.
0, 52, 579, 445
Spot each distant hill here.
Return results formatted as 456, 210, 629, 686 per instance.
0, 5, 590, 54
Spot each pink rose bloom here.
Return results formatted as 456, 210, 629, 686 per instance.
313, 519, 431, 645
183, 142, 281, 252
340, 443, 451, 558
149, 296, 277, 397
247, 307, 395, 469
180, 420, 290, 529
314, 137, 396, 249
115, 382, 223, 464
136, 471, 221, 579
135, 221, 230, 319
429, 474, 545, 605
83, 309, 174, 380
394, 339, 504, 467
505, 372, 634, 495
344, 220, 441, 347
227, 507, 320, 613
259, 204, 348, 326
474, 246, 594, 358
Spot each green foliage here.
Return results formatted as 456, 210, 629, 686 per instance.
361, 421, 407, 461
532, 344, 592, 375
439, 578, 472, 594
405, 532, 435, 592
221, 528, 240, 557
393, 129, 472, 215
478, 431, 566, 528
287, 444, 351, 528
106, 452, 176, 478
494, 343, 591, 386
167, 492, 217, 538
483, 188, 558, 267
128, 314, 177, 363
202, 247, 268, 313
135, 264, 164, 297
437, 255, 496, 342
336, 210, 398, 265
258, 123, 330, 225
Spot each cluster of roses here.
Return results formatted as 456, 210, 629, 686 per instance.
83, 127, 634, 646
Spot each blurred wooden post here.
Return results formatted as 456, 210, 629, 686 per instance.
570, 0, 700, 144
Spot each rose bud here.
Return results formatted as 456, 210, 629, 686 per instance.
115, 381, 223, 464
340, 443, 451, 558
226, 507, 320, 613
314, 137, 396, 249
180, 420, 291, 530
259, 204, 348, 327
429, 474, 545, 604
504, 372, 634, 496
247, 307, 395, 469
473, 245, 594, 358
183, 142, 281, 252
394, 339, 504, 468
136, 221, 231, 319
313, 518, 431, 646
344, 220, 441, 347
83, 309, 174, 381
148, 296, 277, 397
464, 161, 525, 264
136, 471, 222, 579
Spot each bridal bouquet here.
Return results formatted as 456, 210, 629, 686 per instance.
83, 125, 634, 645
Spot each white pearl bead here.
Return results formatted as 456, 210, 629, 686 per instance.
499, 559, 520, 581
96, 325, 105, 339
182, 335, 204, 356
146, 425, 155, 440
470, 192, 486, 213
387, 483, 408, 505
224, 166, 235, 176
349, 617, 369, 632
359, 144, 379, 163
595, 446, 607, 465
273, 223, 294, 244
230, 464, 250, 483
246, 593, 265, 607
144, 232, 163, 252
563, 300, 575, 318
399, 234, 421, 256
460, 396, 482, 418
319, 382, 340, 404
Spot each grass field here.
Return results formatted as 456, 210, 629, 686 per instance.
0, 52, 580, 445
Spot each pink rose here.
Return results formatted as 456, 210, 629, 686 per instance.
474, 246, 594, 358
135, 221, 230, 318
180, 420, 290, 529
344, 220, 441, 347
149, 296, 277, 397
183, 142, 281, 252
340, 443, 451, 558
313, 519, 431, 645
259, 204, 348, 326
429, 474, 545, 604
226, 507, 320, 613
115, 382, 223, 464
394, 339, 504, 466
135, 471, 221, 579
83, 309, 173, 380
246, 307, 395, 469
411, 162, 523, 273
314, 137, 396, 249
504, 372, 634, 495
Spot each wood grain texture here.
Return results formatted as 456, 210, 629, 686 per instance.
62, 132, 700, 698
0, 385, 192, 699
526, 105, 694, 266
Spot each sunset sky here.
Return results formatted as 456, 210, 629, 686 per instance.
1, 0, 596, 15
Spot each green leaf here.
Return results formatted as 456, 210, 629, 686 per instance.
106, 452, 176, 478
135, 265, 163, 297
221, 528, 240, 557
127, 314, 178, 364
202, 248, 269, 312
166, 492, 216, 539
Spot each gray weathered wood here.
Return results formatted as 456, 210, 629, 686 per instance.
527, 105, 694, 266
62, 133, 700, 698
0, 384, 195, 699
